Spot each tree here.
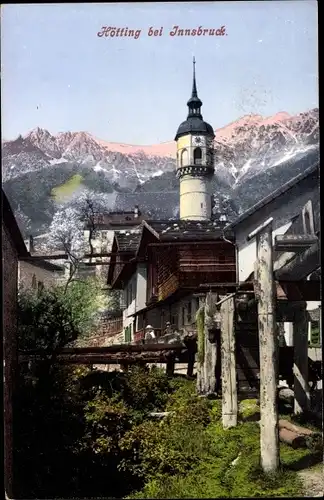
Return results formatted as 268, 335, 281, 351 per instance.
47, 206, 86, 290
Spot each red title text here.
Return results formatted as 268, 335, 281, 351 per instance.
97, 26, 227, 39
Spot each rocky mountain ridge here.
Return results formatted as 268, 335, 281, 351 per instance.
2, 107, 319, 236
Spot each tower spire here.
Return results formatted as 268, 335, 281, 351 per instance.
187, 57, 202, 118
192, 56, 197, 97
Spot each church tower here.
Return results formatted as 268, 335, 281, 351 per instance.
175, 58, 215, 220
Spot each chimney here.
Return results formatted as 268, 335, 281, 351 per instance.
27, 235, 34, 253
134, 205, 139, 218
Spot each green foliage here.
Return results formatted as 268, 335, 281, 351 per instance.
120, 379, 213, 480
18, 278, 105, 351
196, 305, 205, 364
18, 287, 78, 351
132, 420, 304, 499
122, 365, 171, 413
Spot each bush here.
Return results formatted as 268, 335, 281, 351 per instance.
18, 278, 106, 352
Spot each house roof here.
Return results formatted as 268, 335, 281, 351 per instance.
107, 218, 235, 288
227, 159, 319, 229
142, 219, 235, 242
115, 231, 142, 252
2, 189, 29, 257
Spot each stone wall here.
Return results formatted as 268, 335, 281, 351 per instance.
2, 223, 18, 498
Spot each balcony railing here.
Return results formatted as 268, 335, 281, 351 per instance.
134, 328, 162, 344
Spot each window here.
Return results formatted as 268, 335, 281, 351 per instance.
310, 320, 320, 345
125, 326, 132, 343
32, 274, 37, 289
187, 301, 192, 323
304, 211, 311, 234
182, 307, 186, 326
127, 282, 132, 306
193, 147, 202, 165
181, 149, 188, 167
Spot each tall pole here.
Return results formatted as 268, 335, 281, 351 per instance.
249, 219, 279, 473
221, 295, 238, 428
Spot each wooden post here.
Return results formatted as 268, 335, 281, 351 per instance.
254, 221, 279, 473
319, 305, 322, 347
293, 304, 310, 414
197, 293, 218, 395
220, 295, 238, 428
166, 356, 175, 377
187, 344, 195, 378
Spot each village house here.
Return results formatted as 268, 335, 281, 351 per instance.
107, 220, 236, 343
107, 59, 237, 345
227, 158, 321, 347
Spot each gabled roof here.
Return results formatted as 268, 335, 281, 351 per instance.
142, 219, 234, 242
227, 159, 319, 229
2, 190, 29, 257
107, 230, 142, 286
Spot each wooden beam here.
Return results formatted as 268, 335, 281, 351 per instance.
255, 220, 279, 473
21, 250, 133, 262
274, 234, 318, 252
221, 295, 238, 429
148, 240, 233, 247
275, 242, 320, 281
18, 352, 181, 365
19, 342, 185, 357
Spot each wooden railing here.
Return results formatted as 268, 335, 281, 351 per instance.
134, 328, 162, 343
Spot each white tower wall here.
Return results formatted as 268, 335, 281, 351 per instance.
179, 174, 212, 220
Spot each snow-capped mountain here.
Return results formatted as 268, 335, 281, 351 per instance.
2, 107, 319, 236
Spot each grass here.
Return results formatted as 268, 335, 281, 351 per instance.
51, 174, 84, 201
130, 421, 308, 498
128, 391, 322, 499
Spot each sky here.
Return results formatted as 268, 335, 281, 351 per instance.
1, 1, 318, 145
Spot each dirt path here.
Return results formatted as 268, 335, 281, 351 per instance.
298, 464, 324, 497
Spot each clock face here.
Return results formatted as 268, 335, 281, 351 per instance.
194, 136, 204, 145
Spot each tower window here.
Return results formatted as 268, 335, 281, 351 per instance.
193, 147, 202, 165
181, 148, 188, 167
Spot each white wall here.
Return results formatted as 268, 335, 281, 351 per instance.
136, 263, 147, 312
235, 184, 320, 348
237, 221, 292, 282
122, 273, 137, 337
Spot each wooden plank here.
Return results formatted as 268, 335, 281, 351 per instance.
255, 221, 280, 473
18, 352, 180, 365
221, 295, 238, 428
19, 342, 185, 356
275, 242, 320, 281
293, 306, 311, 414
274, 234, 318, 252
